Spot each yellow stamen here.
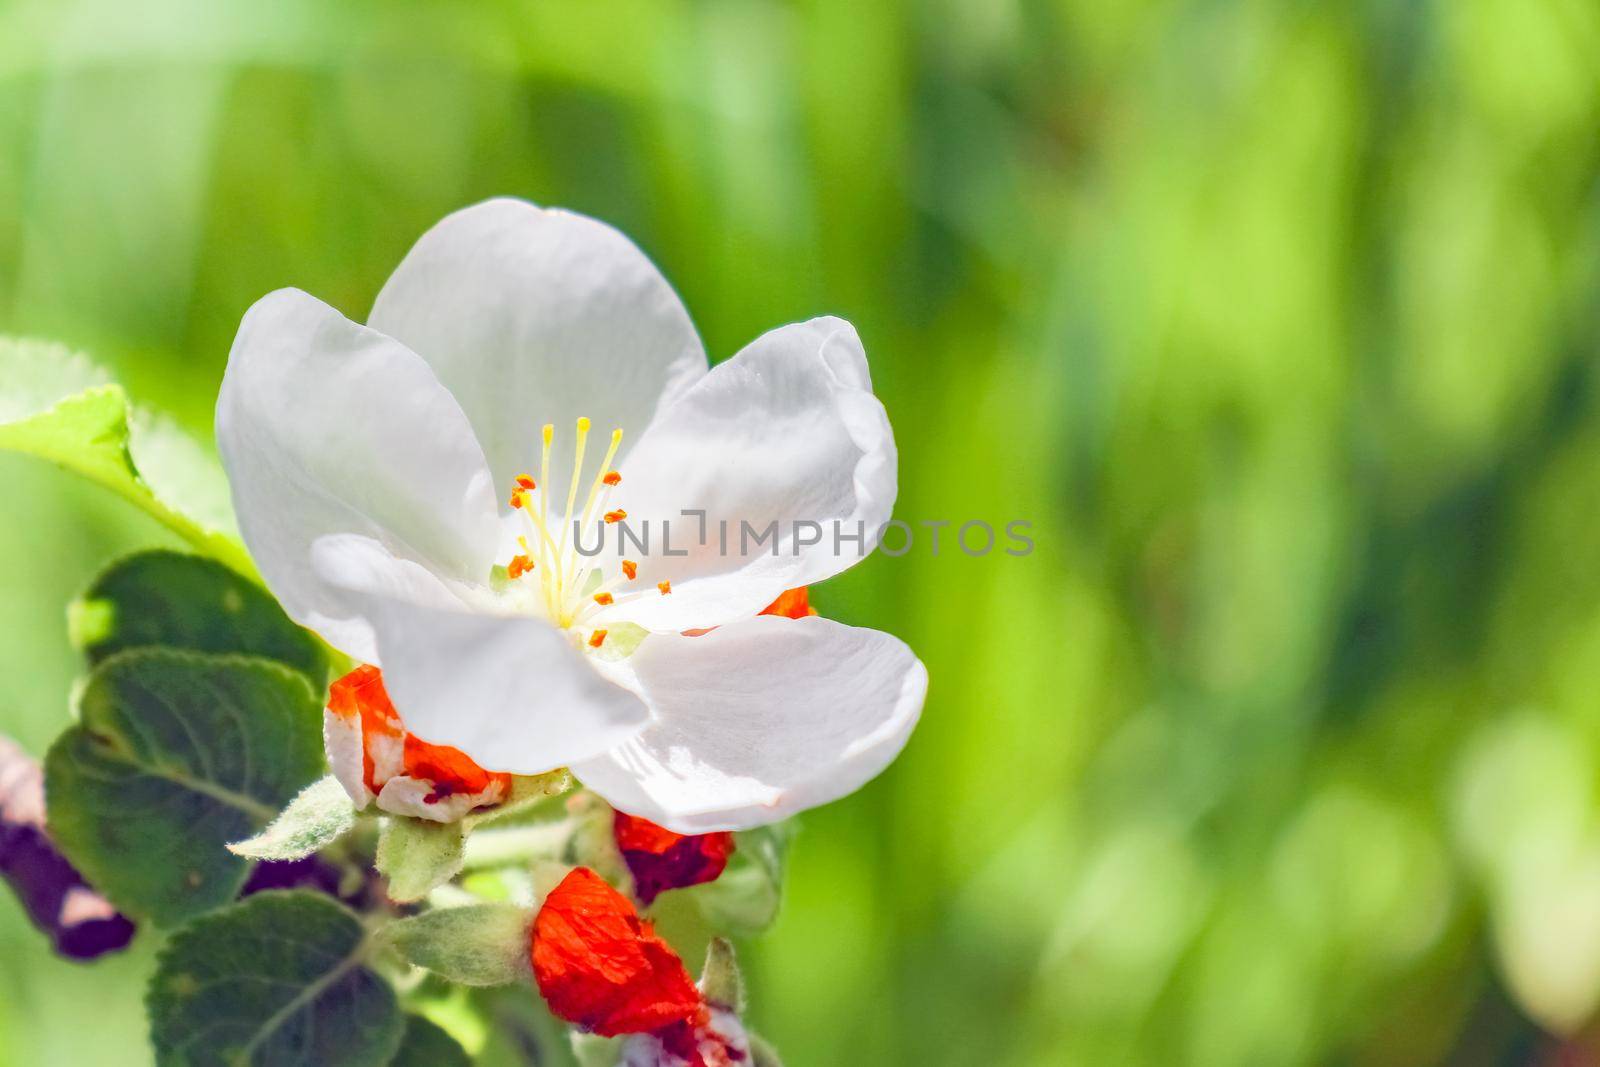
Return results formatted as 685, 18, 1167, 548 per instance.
514, 481, 563, 604
539, 423, 554, 527
577, 430, 624, 528
567, 426, 626, 596
503, 421, 642, 631
557, 417, 591, 562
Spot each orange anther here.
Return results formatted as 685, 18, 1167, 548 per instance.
515, 474, 537, 491
602, 471, 622, 486
508, 554, 534, 580
622, 560, 638, 580
593, 592, 615, 606
509, 490, 526, 509
657, 580, 672, 595
589, 629, 608, 648
604, 509, 628, 524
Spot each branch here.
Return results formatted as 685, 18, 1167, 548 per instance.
0, 734, 135, 959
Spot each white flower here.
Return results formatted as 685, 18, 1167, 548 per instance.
216, 198, 926, 832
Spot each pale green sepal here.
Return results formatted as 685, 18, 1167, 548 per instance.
378, 817, 467, 903
570, 1032, 623, 1067
692, 821, 795, 935
750, 1034, 785, 1067
464, 769, 573, 830
379, 902, 531, 987
228, 775, 357, 861
699, 937, 745, 1012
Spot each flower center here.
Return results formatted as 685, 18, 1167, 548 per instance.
501, 417, 666, 644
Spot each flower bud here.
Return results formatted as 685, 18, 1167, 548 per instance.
612, 810, 735, 906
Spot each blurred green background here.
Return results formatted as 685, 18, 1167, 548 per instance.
2, 0, 1600, 1063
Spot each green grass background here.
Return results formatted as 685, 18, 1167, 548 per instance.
2, 0, 1599, 1063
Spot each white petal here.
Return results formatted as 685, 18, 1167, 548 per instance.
216, 288, 501, 658
368, 199, 707, 493
595, 318, 896, 632
571, 616, 926, 832
355, 595, 650, 775
306, 533, 487, 664
322, 709, 373, 809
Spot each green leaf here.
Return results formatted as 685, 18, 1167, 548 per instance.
388, 1015, 471, 1067
692, 821, 794, 935
128, 408, 240, 540
148, 891, 402, 1067
376, 818, 466, 903
71, 549, 327, 683
380, 902, 530, 986
0, 336, 255, 578
0, 336, 112, 418
46, 649, 324, 925
229, 776, 357, 862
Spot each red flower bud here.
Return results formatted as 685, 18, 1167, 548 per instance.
532, 867, 703, 1038
613, 811, 735, 906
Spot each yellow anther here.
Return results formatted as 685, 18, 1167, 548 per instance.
539, 423, 554, 534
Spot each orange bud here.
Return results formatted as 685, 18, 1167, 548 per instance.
531, 868, 702, 1037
